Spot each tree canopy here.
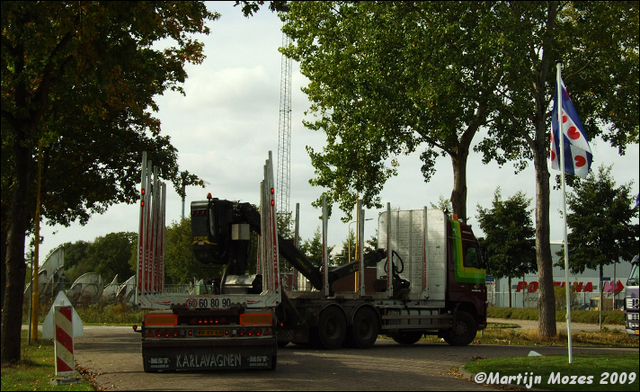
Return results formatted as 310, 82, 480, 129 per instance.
474, 1, 638, 336
162, 218, 218, 285
85, 232, 137, 285
1, 1, 217, 363
559, 165, 639, 274
299, 226, 332, 267
281, 0, 639, 338
281, 1, 504, 222
476, 188, 537, 281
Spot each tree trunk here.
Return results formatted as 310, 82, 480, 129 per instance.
1, 141, 31, 363
450, 151, 468, 223
530, 89, 557, 337
1, 216, 7, 312
530, 1, 558, 338
533, 130, 557, 338
598, 264, 603, 329
449, 103, 486, 224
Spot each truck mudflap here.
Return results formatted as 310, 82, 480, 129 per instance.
277, 327, 310, 345
142, 338, 277, 372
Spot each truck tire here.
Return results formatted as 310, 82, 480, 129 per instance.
349, 307, 379, 349
317, 306, 347, 349
442, 311, 477, 346
391, 330, 423, 345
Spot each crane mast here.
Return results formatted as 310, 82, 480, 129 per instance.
276, 30, 292, 221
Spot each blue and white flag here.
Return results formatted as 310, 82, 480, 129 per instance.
550, 78, 592, 178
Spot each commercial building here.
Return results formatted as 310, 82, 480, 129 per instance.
489, 242, 633, 310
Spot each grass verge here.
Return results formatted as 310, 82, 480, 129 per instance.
1, 332, 94, 392
416, 322, 639, 348
462, 353, 639, 391
487, 306, 625, 325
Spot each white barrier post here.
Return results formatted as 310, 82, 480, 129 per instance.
51, 305, 81, 384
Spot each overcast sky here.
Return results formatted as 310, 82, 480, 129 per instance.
36, 2, 639, 266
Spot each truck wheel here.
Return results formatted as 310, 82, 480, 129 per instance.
443, 311, 477, 346
391, 330, 423, 345
350, 307, 379, 349
317, 306, 347, 349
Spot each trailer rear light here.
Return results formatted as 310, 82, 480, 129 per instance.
240, 312, 272, 326
145, 313, 178, 326
193, 316, 227, 325
147, 329, 180, 338
238, 329, 265, 337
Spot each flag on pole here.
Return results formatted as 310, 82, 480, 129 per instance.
554, 63, 577, 364
550, 78, 592, 178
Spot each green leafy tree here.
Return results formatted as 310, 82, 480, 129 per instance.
61, 241, 90, 271
277, 211, 296, 272
334, 229, 356, 267
430, 196, 453, 214
85, 232, 137, 285
1, 1, 217, 363
473, 2, 638, 336
61, 240, 91, 283
558, 165, 638, 324
476, 188, 537, 307
162, 218, 217, 285
334, 229, 378, 267
559, 165, 639, 275
299, 227, 334, 267
365, 232, 378, 253
63, 261, 90, 287
282, 1, 503, 223
282, 1, 639, 337
235, 1, 289, 17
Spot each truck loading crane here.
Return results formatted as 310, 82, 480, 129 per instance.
134, 152, 488, 372
190, 196, 386, 295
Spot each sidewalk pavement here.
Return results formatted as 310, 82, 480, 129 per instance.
488, 317, 625, 333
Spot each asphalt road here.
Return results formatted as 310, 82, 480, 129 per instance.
70, 320, 635, 391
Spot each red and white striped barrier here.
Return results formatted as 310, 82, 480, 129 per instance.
54, 305, 75, 377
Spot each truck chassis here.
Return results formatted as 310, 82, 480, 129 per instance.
134, 152, 487, 372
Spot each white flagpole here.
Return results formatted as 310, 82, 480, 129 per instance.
557, 62, 573, 364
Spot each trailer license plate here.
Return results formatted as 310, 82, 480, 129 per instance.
197, 329, 224, 337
